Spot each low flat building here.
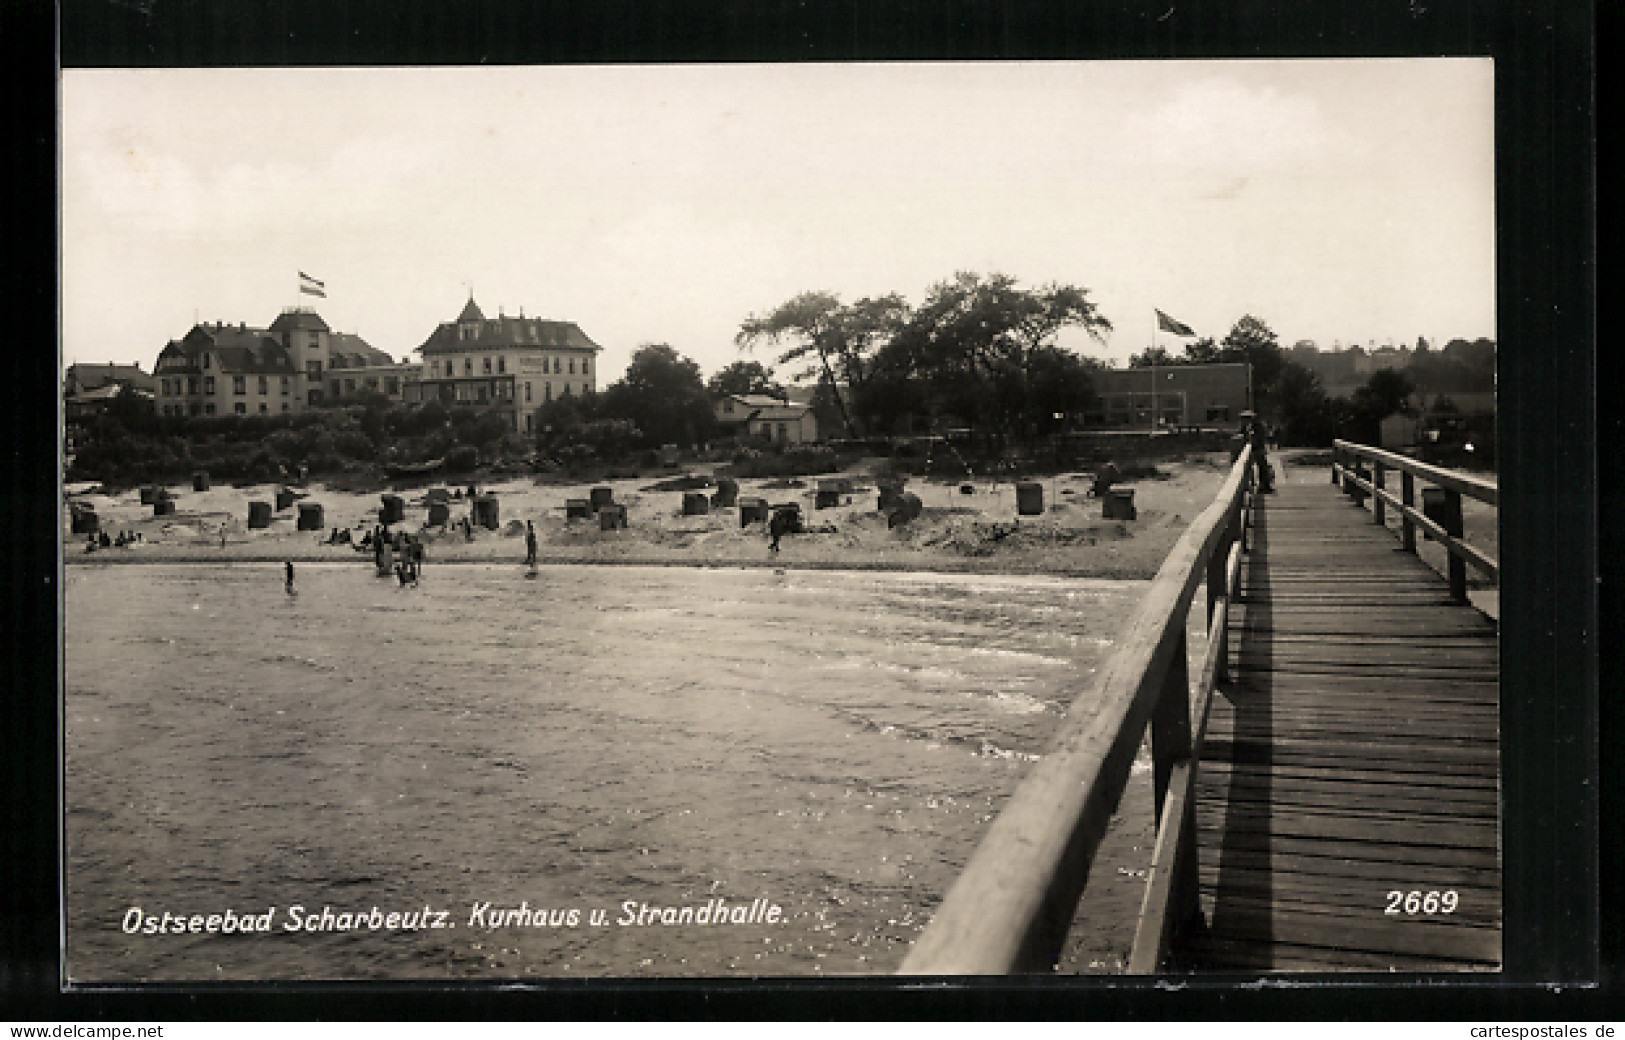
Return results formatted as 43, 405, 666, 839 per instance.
414, 297, 602, 434
1085, 362, 1252, 431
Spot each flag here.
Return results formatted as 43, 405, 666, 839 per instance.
299, 271, 326, 298
1155, 309, 1194, 337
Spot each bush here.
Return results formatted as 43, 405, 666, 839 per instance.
443, 445, 479, 474
721, 447, 856, 479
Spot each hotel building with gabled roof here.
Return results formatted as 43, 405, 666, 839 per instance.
153, 308, 402, 418
413, 296, 602, 434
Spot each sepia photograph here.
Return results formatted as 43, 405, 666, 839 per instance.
58, 59, 1506, 983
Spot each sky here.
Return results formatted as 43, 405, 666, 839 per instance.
60, 60, 1495, 383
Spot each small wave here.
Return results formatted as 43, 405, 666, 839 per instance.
261, 653, 332, 671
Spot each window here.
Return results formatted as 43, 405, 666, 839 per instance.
545, 382, 552, 401
568, 358, 576, 374
235, 402, 247, 415
233, 376, 246, 395
344, 379, 356, 394
477, 385, 488, 402
281, 377, 290, 396
497, 356, 506, 374
582, 383, 589, 396
258, 376, 268, 395
205, 403, 216, 415
524, 414, 532, 433
582, 359, 590, 375
385, 377, 399, 395
307, 360, 322, 377
203, 354, 211, 369
561, 384, 571, 397
309, 389, 321, 405
364, 377, 378, 390
309, 331, 320, 345
484, 357, 492, 374
282, 331, 291, 348
259, 403, 268, 414
465, 358, 474, 375
204, 376, 215, 394
190, 403, 201, 417
554, 357, 561, 374
187, 378, 198, 395
282, 402, 290, 412
330, 380, 341, 397
160, 379, 170, 395
524, 382, 531, 403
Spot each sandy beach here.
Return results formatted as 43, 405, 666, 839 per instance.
63, 454, 1238, 579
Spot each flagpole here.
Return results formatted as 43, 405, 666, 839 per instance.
1150, 309, 1158, 433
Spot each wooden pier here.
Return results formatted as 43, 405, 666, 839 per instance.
902, 441, 1500, 975
1189, 463, 1500, 971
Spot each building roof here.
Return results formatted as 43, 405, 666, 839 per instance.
64, 362, 155, 393
167, 324, 297, 375
66, 383, 133, 404
731, 394, 791, 409
330, 332, 393, 367
748, 403, 813, 421
269, 309, 332, 333
418, 300, 601, 354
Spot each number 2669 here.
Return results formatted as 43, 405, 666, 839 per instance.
1385, 890, 1458, 915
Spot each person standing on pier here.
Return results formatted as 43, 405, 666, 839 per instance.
1241, 411, 1275, 493
284, 560, 296, 595
524, 520, 538, 566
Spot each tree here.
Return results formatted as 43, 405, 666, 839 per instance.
594, 343, 714, 448
707, 360, 785, 400
1127, 345, 1180, 369
736, 291, 910, 436
881, 272, 1110, 438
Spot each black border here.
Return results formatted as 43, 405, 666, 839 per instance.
6, 0, 1603, 1021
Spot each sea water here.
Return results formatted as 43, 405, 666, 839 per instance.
63, 562, 1156, 980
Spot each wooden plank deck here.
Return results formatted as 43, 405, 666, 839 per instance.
1186, 471, 1501, 972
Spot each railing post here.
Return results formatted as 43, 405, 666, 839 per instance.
1401, 470, 1416, 552
1331, 443, 1341, 484
1373, 462, 1386, 526
1149, 630, 1200, 944
1442, 488, 1467, 602
1207, 519, 1232, 684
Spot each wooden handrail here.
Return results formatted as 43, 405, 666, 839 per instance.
900, 446, 1255, 975
1332, 439, 1498, 506
1331, 439, 1497, 601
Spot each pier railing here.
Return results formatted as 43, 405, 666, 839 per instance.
1330, 439, 1498, 601
901, 446, 1256, 974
